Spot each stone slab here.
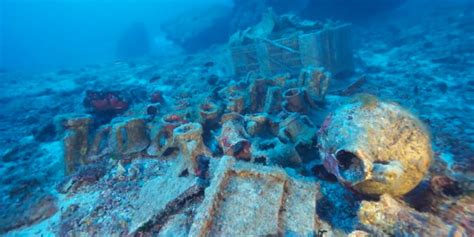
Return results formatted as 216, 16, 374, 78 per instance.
129, 175, 199, 234
189, 156, 319, 236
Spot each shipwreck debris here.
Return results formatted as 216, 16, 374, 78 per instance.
109, 117, 150, 156
251, 137, 302, 167
298, 66, 331, 104
173, 122, 212, 176
318, 96, 433, 196
189, 156, 319, 236
358, 194, 467, 236
56, 114, 93, 174
229, 10, 354, 78
218, 114, 251, 161
129, 175, 202, 234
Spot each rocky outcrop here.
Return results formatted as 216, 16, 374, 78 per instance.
358, 194, 467, 236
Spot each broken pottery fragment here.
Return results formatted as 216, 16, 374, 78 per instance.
272, 72, 291, 87
263, 86, 282, 114
218, 114, 251, 160
298, 66, 330, 103
56, 114, 93, 174
283, 88, 306, 113
198, 102, 220, 130
244, 113, 274, 137
225, 92, 245, 114
161, 114, 187, 135
109, 117, 150, 156
145, 123, 167, 157
319, 95, 433, 196
278, 113, 317, 146
251, 137, 302, 167
249, 77, 274, 112
88, 124, 112, 158
172, 122, 211, 175
146, 114, 187, 157
199, 101, 220, 123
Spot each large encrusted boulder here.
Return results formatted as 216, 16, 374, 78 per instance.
318, 95, 433, 196
358, 194, 466, 236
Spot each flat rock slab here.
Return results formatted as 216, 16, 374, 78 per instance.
129, 175, 200, 234
190, 156, 319, 236
210, 173, 285, 235
158, 213, 191, 237
282, 178, 319, 235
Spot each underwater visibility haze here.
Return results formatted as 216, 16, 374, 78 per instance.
0, 0, 473, 236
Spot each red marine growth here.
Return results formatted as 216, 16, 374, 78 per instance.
84, 90, 129, 115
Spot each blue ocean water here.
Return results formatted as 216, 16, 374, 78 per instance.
0, 0, 473, 235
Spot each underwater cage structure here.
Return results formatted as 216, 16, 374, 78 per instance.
230, 23, 354, 78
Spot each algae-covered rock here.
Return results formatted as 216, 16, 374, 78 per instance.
358, 194, 466, 236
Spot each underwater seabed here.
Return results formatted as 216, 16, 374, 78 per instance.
1, 5, 473, 237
